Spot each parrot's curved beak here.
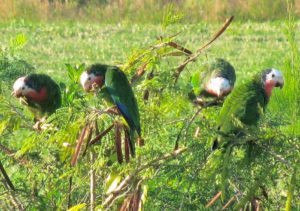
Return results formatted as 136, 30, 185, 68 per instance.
275, 81, 284, 89
11, 90, 22, 97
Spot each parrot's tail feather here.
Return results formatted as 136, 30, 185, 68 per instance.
212, 139, 218, 151
129, 129, 136, 157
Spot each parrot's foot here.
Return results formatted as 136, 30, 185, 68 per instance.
193, 97, 205, 106
105, 106, 119, 115
33, 117, 52, 131
193, 97, 224, 107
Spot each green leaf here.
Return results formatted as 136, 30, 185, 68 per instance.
67, 203, 86, 211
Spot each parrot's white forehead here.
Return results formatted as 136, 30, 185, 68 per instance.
210, 77, 230, 89
265, 68, 284, 82
80, 72, 98, 85
269, 68, 283, 77
13, 77, 26, 90
80, 71, 89, 87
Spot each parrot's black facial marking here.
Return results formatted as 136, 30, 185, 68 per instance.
261, 69, 272, 81
25, 80, 37, 90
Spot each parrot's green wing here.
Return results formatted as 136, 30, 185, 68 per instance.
214, 78, 268, 148
105, 66, 141, 155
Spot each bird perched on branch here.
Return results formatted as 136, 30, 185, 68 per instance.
212, 68, 284, 150
189, 58, 236, 105
12, 74, 61, 128
80, 64, 142, 156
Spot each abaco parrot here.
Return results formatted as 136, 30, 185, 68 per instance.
12, 74, 62, 123
212, 68, 284, 150
80, 64, 141, 156
189, 58, 236, 105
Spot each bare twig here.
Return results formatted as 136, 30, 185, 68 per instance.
115, 122, 123, 164
131, 63, 148, 84
0, 143, 29, 165
175, 100, 220, 149
165, 41, 193, 55
3, 182, 24, 210
205, 191, 222, 208
67, 176, 72, 209
71, 124, 89, 166
174, 16, 234, 83
221, 195, 236, 210
89, 124, 114, 146
90, 148, 96, 211
124, 128, 130, 163
0, 161, 15, 191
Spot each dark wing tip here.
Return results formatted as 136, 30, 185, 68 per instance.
211, 139, 218, 151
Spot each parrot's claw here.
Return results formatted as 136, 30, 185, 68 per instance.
105, 106, 119, 115
32, 117, 54, 131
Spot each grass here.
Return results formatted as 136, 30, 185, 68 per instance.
0, 0, 298, 23
0, 21, 289, 83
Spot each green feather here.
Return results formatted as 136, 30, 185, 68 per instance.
105, 66, 141, 155
214, 72, 268, 149
87, 64, 141, 155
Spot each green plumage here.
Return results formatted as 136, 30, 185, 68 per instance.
190, 58, 236, 100
86, 64, 141, 155
23, 74, 61, 120
213, 72, 269, 149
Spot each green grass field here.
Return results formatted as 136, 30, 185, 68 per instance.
0, 21, 288, 81
0, 18, 299, 210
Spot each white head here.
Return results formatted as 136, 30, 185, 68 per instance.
206, 77, 232, 97
264, 68, 284, 88
262, 68, 284, 97
80, 72, 100, 92
12, 76, 34, 98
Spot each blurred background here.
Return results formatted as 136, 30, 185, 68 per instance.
0, 0, 298, 23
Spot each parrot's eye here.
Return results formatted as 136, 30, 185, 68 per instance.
272, 74, 275, 78
22, 87, 25, 90
88, 77, 91, 80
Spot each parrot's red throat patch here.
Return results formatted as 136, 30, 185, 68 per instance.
27, 87, 48, 102
95, 76, 104, 87
89, 76, 104, 92
264, 80, 276, 97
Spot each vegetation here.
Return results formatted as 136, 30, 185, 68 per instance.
0, 2, 299, 211
0, 0, 300, 23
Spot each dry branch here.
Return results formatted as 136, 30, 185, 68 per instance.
222, 195, 236, 210
115, 122, 123, 164
174, 16, 234, 83
89, 124, 114, 146
175, 99, 221, 149
0, 143, 29, 165
205, 191, 222, 208
0, 161, 15, 191
71, 125, 89, 166
124, 129, 130, 163
129, 32, 192, 83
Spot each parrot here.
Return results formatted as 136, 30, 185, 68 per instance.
212, 68, 284, 150
80, 64, 141, 156
189, 58, 236, 105
12, 73, 62, 124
